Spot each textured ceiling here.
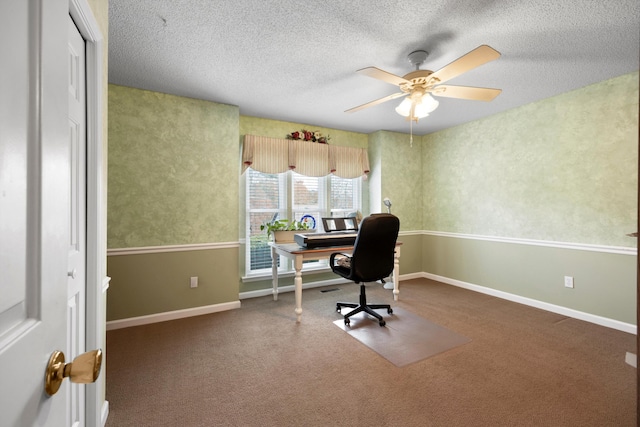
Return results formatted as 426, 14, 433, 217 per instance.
108, 0, 640, 136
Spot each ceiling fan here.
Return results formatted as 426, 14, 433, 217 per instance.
346, 45, 502, 122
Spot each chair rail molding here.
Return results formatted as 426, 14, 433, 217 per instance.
421, 230, 637, 256
107, 241, 240, 256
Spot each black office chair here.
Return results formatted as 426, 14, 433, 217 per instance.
329, 213, 400, 326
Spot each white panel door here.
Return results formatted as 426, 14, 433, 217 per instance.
67, 15, 88, 427
0, 0, 72, 425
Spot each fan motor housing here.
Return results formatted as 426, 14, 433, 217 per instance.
400, 70, 436, 92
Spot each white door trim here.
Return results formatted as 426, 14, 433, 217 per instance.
69, 1, 108, 425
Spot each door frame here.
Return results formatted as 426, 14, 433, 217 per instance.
69, 0, 108, 425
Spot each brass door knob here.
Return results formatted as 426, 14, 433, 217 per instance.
45, 349, 102, 396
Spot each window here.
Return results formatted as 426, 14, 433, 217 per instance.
245, 169, 362, 275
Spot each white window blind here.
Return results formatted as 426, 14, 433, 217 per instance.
330, 174, 360, 216
245, 168, 362, 276
246, 170, 283, 271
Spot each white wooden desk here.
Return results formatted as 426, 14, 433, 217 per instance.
269, 242, 402, 322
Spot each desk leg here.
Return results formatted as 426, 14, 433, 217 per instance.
271, 247, 278, 301
392, 248, 401, 301
294, 255, 303, 322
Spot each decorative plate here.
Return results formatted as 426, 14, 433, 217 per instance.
301, 214, 316, 229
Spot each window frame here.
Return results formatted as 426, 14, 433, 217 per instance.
244, 169, 362, 277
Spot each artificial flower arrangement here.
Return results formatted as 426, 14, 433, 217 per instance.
287, 130, 330, 144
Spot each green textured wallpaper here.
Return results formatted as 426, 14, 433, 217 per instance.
422, 72, 639, 247
369, 131, 423, 231
239, 116, 368, 148
368, 132, 383, 215
108, 85, 240, 247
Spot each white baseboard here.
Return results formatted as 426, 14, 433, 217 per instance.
106, 301, 241, 330
397, 272, 424, 281
625, 352, 637, 368
419, 272, 637, 335
101, 401, 109, 427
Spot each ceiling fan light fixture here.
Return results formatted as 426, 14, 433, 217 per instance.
413, 105, 431, 119
418, 93, 439, 113
395, 93, 439, 119
394, 97, 413, 117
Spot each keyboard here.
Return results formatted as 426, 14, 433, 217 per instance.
294, 231, 358, 248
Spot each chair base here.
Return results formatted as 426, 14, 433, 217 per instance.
336, 284, 392, 327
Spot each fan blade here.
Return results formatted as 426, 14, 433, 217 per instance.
428, 45, 500, 84
345, 92, 408, 113
357, 67, 411, 86
431, 85, 501, 101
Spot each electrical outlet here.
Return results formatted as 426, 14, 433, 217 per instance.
190, 276, 198, 288
564, 276, 574, 288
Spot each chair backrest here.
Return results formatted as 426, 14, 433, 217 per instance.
349, 213, 400, 282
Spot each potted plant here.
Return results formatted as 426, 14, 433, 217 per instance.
260, 219, 313, 243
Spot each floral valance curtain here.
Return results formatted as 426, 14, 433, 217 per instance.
241, 135, 369, 179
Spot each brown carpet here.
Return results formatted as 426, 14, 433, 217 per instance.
334, 307, 471, 367
105, 278, 637, 427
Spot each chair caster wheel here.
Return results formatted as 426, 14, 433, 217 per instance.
336, 305, 341, 312
344, 318, 350, 326
379, 320, 386, 327
387, 308, 393, 314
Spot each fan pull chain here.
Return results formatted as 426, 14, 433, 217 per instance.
409, 119, 413, 147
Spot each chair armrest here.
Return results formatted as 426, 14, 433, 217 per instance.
329, 252, 351, 268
